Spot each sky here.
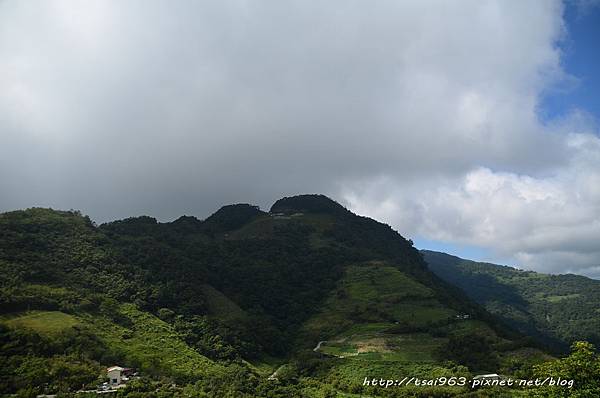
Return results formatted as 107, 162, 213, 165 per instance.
1, 1, 600, 278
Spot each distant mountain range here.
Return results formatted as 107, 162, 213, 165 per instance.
423, 250, 600, 352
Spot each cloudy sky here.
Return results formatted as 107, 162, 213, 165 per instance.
1, 1, 600, 277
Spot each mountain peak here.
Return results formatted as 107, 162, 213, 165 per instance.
270, 194, 349, 216
203, 203, 264, 232
169, 215, 204, 233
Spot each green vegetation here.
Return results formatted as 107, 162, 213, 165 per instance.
86, 303, 215, 380
530, 341, 600, 397
300, 262, 458, 364
0, 195, 591, 396
318, 333, 446, 362
301, 262, 446, 339
423, 250, 600, 352
2, 311, 79, 335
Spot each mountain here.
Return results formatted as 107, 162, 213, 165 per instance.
0, 196, 559, 397
422, 250, 600, 352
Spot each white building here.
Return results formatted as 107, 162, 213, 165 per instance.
106, 366, 134, 386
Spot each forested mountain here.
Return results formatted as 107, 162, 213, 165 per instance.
423, 250, 600, 352
0, 195, 591, 397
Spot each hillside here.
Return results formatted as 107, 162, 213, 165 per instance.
422, 250, 600, 352
0, 196, 560, 397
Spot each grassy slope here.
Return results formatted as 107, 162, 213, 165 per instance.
3, 311, 79, 335
294, 261, 550, 395
298, 262, 467, 394
299, 261, 506, 361
302, 261, 456, 341
89, 303, 215, 379
1, 304, 216, 381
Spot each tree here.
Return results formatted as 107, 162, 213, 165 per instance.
529, 341, 600, 397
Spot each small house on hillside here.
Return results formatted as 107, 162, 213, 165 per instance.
106, 366, 134, 386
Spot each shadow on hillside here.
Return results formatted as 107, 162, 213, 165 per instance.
422, 250, 568, 352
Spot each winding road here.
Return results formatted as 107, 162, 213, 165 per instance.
267, 365, 285, 380
313, 340, 326, 352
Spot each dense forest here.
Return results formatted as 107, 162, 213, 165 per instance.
1, 195, 597, 397
423, 250, 600, 352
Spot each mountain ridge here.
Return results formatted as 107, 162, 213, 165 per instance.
0, 195, 560, 396
422, 249, 600, 352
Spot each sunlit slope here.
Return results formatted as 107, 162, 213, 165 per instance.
1, 303, 216, 380
302, 261, 467, 363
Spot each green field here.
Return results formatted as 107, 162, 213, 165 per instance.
545, 294, 581, 303
319, 333, 446, 362
2, 311, 79, 335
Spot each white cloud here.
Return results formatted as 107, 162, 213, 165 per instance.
1, 1, 598, 276
343, 129, 600, 278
